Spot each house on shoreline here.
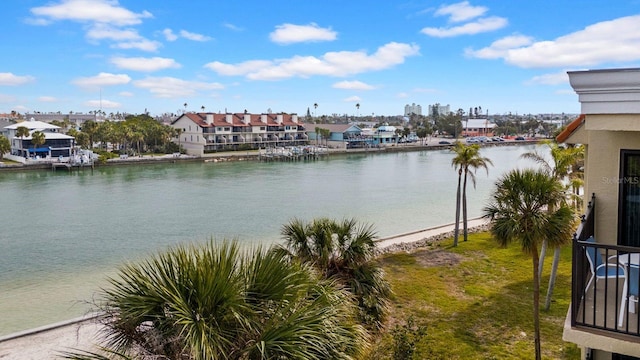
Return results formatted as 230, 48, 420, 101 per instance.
171, 112, 308, 156
561, 68, 640, 359
3, 118, 75, 161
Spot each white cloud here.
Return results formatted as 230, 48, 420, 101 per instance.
162, 28, 178, 41
86, 24, 140, 42
205, 42, 420, 80
133, 77, 224, 98
162, 28, 212, 42
464, 34, 533, 59
119, 91, 134, 97
223, 22, 243, 32
467, 15, 640, 68
112, 39, 162, 52
30, 0, 152, 26
270, 23, 337, 44
526, 71, 570, 85
434, 1, 487, 23
0, 73, 35, 86
510, 16, 640, 68
111, 57, 181, 72
38, 96, 58, 102
72, 72, 131, 88
344, 96, 361, 102
332, 80, 376, 90
85, 99, 121, 108
396, 92, 409, 98
179, 30, 211, 42
421, 16, 507, 37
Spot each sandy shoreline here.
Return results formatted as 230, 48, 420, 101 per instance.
0, 218, 488, 360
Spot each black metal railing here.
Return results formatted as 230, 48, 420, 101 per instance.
571, 193, 640, 336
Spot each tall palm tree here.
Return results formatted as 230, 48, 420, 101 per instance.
30, 130, 46, 158
62, 241, 368, 360
276, 218, 391, 329
15, 126, 30, 156
483, 169, 574, 360
521, 141, 584, 309
451, 143, 493, 246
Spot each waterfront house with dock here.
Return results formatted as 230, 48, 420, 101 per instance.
171, 112, 308, 156
3, 118, 75, 161
560, 68, 640, 359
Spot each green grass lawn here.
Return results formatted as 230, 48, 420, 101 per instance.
369, 232, 580, 359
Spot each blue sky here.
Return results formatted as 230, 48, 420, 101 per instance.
1, 0, 639, 118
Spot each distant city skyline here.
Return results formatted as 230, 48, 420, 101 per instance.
1, 1, 639, 117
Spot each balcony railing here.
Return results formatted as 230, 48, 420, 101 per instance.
571, 193, 640, 337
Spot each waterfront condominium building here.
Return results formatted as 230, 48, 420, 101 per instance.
171, 112, 308, 156
560, 68, 640, 359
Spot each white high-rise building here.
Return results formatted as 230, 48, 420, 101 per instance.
428, 104, 451, 117
404, 103, 422, 116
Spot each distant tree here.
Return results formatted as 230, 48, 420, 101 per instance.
483, 169, 574, 360
75, 132, 90, 149
0, 135, 10, 159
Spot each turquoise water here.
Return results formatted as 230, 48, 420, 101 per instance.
0, 145, 539, 335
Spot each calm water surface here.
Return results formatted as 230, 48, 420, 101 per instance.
0, 145, 539, 335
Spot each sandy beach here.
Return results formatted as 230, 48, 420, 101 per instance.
0, 218, 488, 360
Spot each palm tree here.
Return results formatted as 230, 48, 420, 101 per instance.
521, 141, 584, 309
314, 102, 318, 117
451, 143, 493, 246
62, 240, 368, 360
15, 126, 30, 156
483, 169, 574, 360
355, 103, 360, 117
30, 130, 46, 158
276, 218, 391, 329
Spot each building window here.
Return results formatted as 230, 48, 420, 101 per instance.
619, 150, 640, 247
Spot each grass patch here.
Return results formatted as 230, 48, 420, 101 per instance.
368, 232, 580, 359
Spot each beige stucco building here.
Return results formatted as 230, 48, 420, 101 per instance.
561, 68, 640, 359
171, 112, 308, 156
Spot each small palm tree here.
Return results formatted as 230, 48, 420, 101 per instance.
483, 169, 574, 360
62, 240, 368, 359
451, 143, 493, 245
276, 218, 391, 329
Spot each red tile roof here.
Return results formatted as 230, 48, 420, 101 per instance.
556, 114, 585, 143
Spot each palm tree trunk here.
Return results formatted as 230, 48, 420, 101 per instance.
462, 169, 469, 241
453, 169, 462, 247
538, 240, 547, 279
533, 249, 542, 360
544, 247, 561, 310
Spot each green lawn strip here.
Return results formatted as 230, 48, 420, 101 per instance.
373, 231, 580, 359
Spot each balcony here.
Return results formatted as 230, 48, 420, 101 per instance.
569, 194, 640, 339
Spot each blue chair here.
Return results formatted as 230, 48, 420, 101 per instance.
584, 236, 625, 293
